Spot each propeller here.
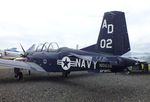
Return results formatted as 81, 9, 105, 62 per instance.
20, 43, 28, 57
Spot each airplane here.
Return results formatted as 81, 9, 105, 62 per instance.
0, 44, 36, 60
123, 52, 150, 63
122, 52, 150, 73
0, 11, 140, 80
0, 47, 21, 60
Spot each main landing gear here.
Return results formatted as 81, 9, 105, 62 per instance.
62, 71, 70, 77
14, 68, 23, 80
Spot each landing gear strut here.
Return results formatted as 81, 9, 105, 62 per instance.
14, 68, 23, 80
28, 70, 31, 76
62, 71, 70, 77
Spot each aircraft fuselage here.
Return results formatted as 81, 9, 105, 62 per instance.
26, 47, 137, 72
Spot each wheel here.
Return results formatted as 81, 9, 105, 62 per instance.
62, 71, 70, 77
125, 70, 130, 74
14, 74, 18, 78
14, 68, 20, 79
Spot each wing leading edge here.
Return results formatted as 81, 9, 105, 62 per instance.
0, 59, 46, 72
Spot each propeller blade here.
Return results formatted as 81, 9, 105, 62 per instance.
20, 43, 26, 54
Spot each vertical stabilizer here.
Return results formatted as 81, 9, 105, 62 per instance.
82, 11, 130, 55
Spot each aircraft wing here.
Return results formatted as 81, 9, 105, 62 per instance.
0, 59, 46, 72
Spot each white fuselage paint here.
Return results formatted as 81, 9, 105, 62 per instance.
57, 56, 112, 70
93, 61, 97, 69
76, 59, 92, 69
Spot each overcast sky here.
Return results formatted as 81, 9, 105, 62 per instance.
0, 0, 150, 52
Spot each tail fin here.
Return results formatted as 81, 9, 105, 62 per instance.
82, 11, 130, 55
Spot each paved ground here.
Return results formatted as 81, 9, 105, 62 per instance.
0, 69, 150, 102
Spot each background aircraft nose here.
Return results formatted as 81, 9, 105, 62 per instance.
123, 57, 139, 67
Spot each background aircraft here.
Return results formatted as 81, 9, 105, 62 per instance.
0, 48, 21, 60
0, 44, 36, 60
122, 52, 150, 72
123, 52, 150, 63
0, 11, 139, 80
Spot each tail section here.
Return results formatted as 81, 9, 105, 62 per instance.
82, 11, 130, 55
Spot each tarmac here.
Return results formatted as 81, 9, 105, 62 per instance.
0, 69, 150, 102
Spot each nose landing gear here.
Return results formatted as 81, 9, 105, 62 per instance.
62, 71, 70, 77
14, 68, 23, 80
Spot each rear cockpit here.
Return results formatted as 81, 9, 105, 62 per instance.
35, 42, 59, 52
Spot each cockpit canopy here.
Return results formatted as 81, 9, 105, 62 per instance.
35, 42, 59, 52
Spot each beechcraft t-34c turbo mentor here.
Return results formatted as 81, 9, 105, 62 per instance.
0, 11, 139, 80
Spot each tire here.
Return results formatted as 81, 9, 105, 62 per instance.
62, 71, 70, 77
